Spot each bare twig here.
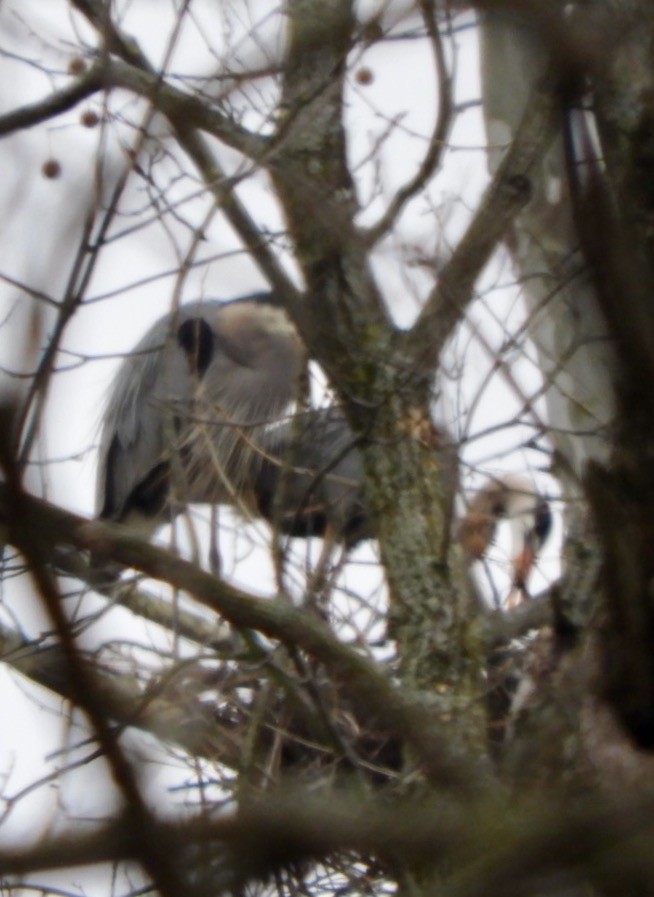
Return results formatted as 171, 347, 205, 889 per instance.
363, 0, 455, 245
68, 0, 300, 306
0, 63, 106, 137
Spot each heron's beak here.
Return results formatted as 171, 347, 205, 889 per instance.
512, 542, 537, 591
505, 545, 536, 609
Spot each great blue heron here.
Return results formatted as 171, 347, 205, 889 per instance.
96, 299, 551, 583
255, 441, 551, 588
253, 406, 459, 549
254, 407, 370, 547
96, 293, 305, 537
457, 475, 552, 602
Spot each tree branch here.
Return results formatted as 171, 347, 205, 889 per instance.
0, 482, 484, 794
54, 546, 236, 650
106, 58, 268, 159
0, 63, 105, 137
404, 71, 560, 377
3, 783, 654, 896
0, 618, 239, 762
0, 52, 266, 159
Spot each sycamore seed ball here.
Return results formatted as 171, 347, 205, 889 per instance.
68, 57, 86, 76
42, 159, 62, 179
81, 110, 100, 128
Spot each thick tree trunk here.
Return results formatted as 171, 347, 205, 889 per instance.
270, 0, 486, 757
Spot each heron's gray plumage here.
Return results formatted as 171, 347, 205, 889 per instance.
255, 408, 368, 546
96, 295, 304, 532
254, 408, 460, 548
96, 292, 462, 551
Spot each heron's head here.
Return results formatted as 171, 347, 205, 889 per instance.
215, 298, 303, 360
174, 296, 304, 391
458, 475, 552, 591
511, 496, 552, 589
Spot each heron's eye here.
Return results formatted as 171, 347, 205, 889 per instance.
177, 318, 214, 377
491, 500, 505, 518
534, 501, 553, 544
